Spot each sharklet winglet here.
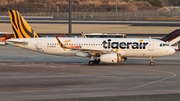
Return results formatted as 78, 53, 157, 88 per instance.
55, 36, 66, 48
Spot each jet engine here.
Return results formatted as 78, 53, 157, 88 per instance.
100, 53, 121, 63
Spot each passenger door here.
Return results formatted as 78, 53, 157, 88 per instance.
37, 39, 42, 51
148, 40, 154, 51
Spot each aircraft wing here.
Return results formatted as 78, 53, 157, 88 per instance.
71, 48, 116, 54
55, 36, 124, 55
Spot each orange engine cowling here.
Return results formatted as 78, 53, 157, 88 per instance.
100, 53, 121, 63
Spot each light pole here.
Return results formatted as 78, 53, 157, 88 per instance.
68, 0, 72, 37
116, 0, 118, 13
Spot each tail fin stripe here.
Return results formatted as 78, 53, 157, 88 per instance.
19, 16, 34, 37
12, 26, 19, 38
9, 10, 18, 29
16, 11, 27, 38
9, 10, 20, 38
10, 10, 25, 38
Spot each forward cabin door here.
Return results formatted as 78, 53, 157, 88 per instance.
148, 40, 154, 51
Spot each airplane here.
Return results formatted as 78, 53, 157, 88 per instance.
6, 10, 175, 66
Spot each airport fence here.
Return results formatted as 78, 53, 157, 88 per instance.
1, 8, 180, 20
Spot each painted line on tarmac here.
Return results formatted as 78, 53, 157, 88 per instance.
122, 70, 176, 91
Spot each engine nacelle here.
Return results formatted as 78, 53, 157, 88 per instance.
76, 52, 90, 57
100, 53, 121, 63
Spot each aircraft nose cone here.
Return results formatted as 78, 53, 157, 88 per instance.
168, 47, 175, 55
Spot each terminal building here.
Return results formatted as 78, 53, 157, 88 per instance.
81, 32, 126, 38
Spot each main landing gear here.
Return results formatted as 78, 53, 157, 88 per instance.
88, 59, 100, 66
150, 56, 154, 66
88, 56, 100, 66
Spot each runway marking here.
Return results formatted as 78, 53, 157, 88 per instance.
10, 63, 81, 68
11, 65, 32, 67
123, 70, 176, 91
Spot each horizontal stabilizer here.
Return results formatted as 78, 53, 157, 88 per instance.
6, 40, 28, 45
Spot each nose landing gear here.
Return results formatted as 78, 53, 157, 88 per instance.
150, 57, 154, 66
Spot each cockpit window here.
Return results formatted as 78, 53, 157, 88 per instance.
164, 44, 169, 46
160, 43, 169, 47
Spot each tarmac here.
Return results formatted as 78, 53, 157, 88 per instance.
0, 45, 180, 101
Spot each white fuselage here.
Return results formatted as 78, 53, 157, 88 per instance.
6, 37, 175, 57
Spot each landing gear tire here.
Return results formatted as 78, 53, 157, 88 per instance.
150, 62, 154, 66
89, 61, 94, 66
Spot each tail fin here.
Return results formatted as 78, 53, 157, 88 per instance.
8, 10, 39, 38
161, 29, 180, 50
161, 29, 180, 42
